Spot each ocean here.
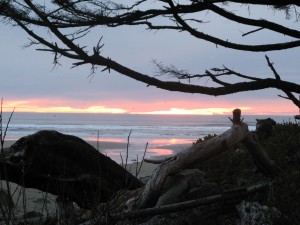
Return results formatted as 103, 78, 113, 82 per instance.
1, 112, 295, 163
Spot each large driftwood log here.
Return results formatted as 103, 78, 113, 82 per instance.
136, 109, 249, 209
135, 109, 280, 210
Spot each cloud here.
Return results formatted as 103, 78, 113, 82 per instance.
137, 107, 252, 115
2, 97, 297, 115
2, 99, 127, 114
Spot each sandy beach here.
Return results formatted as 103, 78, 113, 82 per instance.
0, 139, 189, 220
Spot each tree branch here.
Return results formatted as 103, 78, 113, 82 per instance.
168, 1, 300, 52
265, 55, 300, 107
209, 4, 300, 39
1, 0, 300, 108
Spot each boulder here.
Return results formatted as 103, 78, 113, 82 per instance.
0, 130, 143, 209
256, 118, 276, 139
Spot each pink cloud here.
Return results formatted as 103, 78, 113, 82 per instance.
2, 97, 297, 115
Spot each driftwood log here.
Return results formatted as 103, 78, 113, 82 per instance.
0, 130, 143, 209
133, 109, 280, 210
135, 109, 246, 209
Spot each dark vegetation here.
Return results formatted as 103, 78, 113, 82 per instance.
195, 122, 300, 224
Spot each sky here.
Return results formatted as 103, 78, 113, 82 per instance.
0, 2, 299, 115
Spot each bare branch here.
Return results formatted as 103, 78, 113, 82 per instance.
1, 0, 300, 108
167, 1, 300, 52
265, 55, 300, 107
206, 70, 230, 86
242, 27, 264, 37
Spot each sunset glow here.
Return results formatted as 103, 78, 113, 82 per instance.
148, 148, 173, 155
2, 99, 127, 114
150, 138, 192, 145
1, 98, 297, 115
140, 107, 252, 115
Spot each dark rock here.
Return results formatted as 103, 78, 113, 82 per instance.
256, 118, 276, 138
0, 130, 143, 209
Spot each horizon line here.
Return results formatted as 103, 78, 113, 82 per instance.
3, 111, 296, 117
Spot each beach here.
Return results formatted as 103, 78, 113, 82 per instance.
3, 112, 292, 164
0, 113, 294, 221
0, 139, 184, 220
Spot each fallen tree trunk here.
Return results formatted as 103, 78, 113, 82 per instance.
136, 109, 250, 209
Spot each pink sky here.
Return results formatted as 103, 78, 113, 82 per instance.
2, 98, 297, 115
0, 10, 299, 117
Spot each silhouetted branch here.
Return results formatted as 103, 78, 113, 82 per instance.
210, 67, 262, 81
242, 28, 264, 37
1, 0, 300, 107
265, 55, 300, 107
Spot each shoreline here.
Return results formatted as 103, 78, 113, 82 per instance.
0, 139, 163, 219
2, 139, 192, 163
